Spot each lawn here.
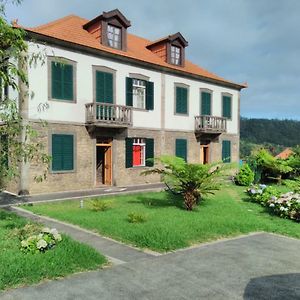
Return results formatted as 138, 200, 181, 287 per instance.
0, 210, 107, 291
22, 185, 300, 252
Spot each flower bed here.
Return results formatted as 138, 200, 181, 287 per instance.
247, 185, 300, 222
20, 227, 62, 253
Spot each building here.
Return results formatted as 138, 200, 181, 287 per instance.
9, 9, 246, 195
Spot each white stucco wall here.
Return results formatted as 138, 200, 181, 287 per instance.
164, 74, 239, 134
27, 42, 239, 134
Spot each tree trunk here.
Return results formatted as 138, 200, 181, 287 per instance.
183, 190, 197, 211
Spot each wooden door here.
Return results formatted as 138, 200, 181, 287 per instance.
96, 138, 112, 186
200, 145, 210, 164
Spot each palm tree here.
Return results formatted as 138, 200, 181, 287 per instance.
142, 156, 230, 211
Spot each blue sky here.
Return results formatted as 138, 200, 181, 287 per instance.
5, 0, 300, 120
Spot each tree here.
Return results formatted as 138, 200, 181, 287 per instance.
0, 0, 50, 191
142, 156, 230, 211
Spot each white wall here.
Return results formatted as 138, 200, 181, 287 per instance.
27, 42, 239, 134
164, 74, 239, 134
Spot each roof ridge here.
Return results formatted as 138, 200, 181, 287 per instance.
31, 14, 84, 31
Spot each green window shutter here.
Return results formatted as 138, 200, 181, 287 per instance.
176, 87, 188, 114
51, 62, 74, 101
52, 134, 74, 171
96, 71, 113, 103
222, 140, 231, 163
126, 77, 133, 106
222, 96, 232, 119
62, 135, 74, 170
146, 81, 154, 110
51, 62, 63, 99
63, 64, 73, 101
125, 138, 133, 168
175, 139, 187, 162
145, 138, 154, 167
201, 92, 211, 115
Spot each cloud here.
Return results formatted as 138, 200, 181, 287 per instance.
5, 0, 300, 119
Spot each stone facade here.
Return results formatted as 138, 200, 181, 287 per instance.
7, 122, 239, 195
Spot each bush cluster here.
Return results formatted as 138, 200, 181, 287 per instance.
127, 212, 147, 223
20, 227, 62, 254
247, 185, 300, 222
235, 164, 255, 186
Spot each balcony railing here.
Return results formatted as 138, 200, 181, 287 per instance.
85, 103, 133, 127
195, 115, 227, 134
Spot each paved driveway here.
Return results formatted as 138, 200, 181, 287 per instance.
1, 233, 300, 300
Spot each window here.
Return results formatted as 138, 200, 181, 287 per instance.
107, 24, 121, 49
132, 79, 146, 109
125, 138, 154, 168
95, 70, 114, 103
201, 91, 212, 115
133, 138, 146, 167
222, 95, 232, 119
50, 60, 75, 102
175, 139, 187, 162
51, 134, 74, 172
126, 77, 154, 110
171, 45, 181, 65
175, 86, 188, 114
222, 140, 231, 163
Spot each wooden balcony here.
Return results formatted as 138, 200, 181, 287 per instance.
195, 115, 227, 135
85, 103, 133, 128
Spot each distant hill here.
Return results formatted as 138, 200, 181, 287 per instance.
241, 118, 300, 146
240, 118, 300, 158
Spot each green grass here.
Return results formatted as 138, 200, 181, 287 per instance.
0, 210, 107, 291
22, 185, 300, 252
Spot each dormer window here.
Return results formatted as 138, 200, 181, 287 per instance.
83, 9, 131, 52
107, 24, 121, 49
171, 45, 181, 65
147, 32, 188, 67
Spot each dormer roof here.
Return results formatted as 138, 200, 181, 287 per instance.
83, 9, 131, 30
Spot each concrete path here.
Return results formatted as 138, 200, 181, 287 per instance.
0, 183, 164, 208
8, 206, 158, 265
1, 233, 300, 300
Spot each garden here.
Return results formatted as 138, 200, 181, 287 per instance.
235, 147, 300, 222
21, 156, 300, 253
0, 209, 106, 291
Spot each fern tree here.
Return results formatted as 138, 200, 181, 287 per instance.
142, 156, 230, 211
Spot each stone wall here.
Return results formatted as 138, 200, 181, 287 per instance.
7, 122, 239, 195
28, 122, 95, 194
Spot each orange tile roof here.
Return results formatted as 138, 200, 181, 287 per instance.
23, 15, 246, 89
275, 148, 294, 159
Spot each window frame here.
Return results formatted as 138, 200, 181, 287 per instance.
132, 79, 146, 110
221, 92, 233, 120
200, 88, 213, 116
107, 24, 122, 50
48, 56, 77, 103
92, 65, 117, 104
170, 45, 182, 65
174, 83, 189, 116
49, 132, 76, 173
132, 138, 146, 167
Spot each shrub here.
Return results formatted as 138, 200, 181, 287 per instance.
20, 227, 62, 254
247, 185, 281, 205
90, 199, 112, 212
247, 185, 300, 222
235, 164, 254, 186
142, 155, 231, 211
128, 212, 147, 223
11, 223, 41, 240
282, 178, 300, 193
